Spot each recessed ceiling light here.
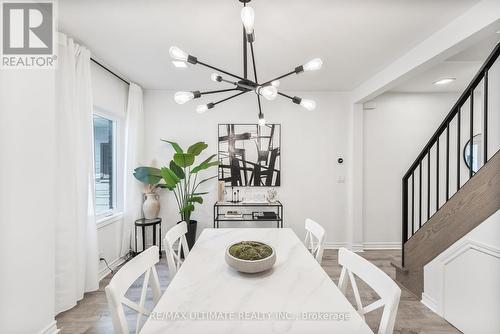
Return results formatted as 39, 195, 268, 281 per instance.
172, 61, 187, 68
433, 78, 456, 86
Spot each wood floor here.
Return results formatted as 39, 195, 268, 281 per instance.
56, 249, 461, 334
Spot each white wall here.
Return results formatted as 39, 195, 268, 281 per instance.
363, 92, 459, 245
143, 91, 351, 246
423, 209, 500, 334
90, 62, 129, 278
0, 71, 57, 334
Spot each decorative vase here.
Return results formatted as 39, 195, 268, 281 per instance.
143, 193, 160, 219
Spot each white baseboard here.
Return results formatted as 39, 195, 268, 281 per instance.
99, 255, 128, 281
324, 242, 348, 249
40, 321, 59, 334
363, 241, 402, 250
421, 292, 438, 314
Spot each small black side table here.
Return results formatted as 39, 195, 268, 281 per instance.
134, 218, 162, 258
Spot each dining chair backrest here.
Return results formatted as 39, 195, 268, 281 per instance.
337, 247, 401, 334
105, 246, 161, 334
164, 221, 190, 278
304, 218, 326, 263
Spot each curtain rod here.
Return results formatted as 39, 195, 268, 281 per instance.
90, 57, 130, 86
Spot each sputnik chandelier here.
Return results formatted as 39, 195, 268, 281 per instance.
169, 0, 323, 125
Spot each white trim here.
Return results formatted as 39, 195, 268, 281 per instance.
96, 212, 123, 229
421, 292, 438, 314
363, 242, 402, 250
350, 243, 365, 253
39, 321, 59, 334
99, 255, 128, 281
324, 242, 348, 249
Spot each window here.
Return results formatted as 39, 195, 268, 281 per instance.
93, 114, 116, 216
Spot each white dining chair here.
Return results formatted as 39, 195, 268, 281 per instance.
164, 221, 190, 278
304, 218, 326, 263
105, 246, 161, 334
337, 247, 401, 334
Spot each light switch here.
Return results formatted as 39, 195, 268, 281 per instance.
337, 176, 345, 183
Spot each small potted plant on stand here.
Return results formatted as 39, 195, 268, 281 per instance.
133, 166, 166, 219
160, 140, 218, 250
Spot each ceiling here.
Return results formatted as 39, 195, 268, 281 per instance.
391, 34, 500, 93
59, 0, 480, 91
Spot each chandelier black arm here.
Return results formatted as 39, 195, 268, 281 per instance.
249, 42, 258, 84
200, 88, 238, 95
213, 90, 248, 106
261, 70, 297, 86
278, 92, 301, 104
256, 95, 263, 116
197, 60, 246, 82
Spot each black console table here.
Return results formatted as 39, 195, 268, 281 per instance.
213, 201, 283, 228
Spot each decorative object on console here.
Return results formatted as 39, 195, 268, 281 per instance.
225, 241, 276, 274
463, 133, 481, 174
219, 124, 281, 186
266, 188, 278, 203
160, 140, 219, 249
169, 0, 323, 124
217, 181, 225, 202
133, 166, 168, 219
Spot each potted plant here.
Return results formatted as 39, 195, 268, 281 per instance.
133, 166, 166, 219
160, 140, 218, 249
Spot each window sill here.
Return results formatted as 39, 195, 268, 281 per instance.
96, 212, 124, 229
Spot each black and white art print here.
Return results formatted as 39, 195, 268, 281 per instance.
218, 124, 281, 187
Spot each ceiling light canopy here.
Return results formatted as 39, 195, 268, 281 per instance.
170, 0, 323, 123
433, 78, 456, 86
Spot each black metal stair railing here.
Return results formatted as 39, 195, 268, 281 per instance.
401, 43, 500, 266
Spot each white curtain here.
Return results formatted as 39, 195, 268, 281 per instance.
55, 33, 99, 314
121, 83, 145, 256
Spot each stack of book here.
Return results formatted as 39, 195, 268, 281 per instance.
224, 211, 243, 219
252, 211, 278, 220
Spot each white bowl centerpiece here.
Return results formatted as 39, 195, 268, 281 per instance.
225, 241, 276, 274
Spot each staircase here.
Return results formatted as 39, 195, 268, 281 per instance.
395, 43, 500, 298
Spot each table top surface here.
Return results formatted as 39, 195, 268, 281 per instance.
141, 228, 372, 334
134, 218, 162, 225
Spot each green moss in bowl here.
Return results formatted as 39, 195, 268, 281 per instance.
229, 241, 273, 261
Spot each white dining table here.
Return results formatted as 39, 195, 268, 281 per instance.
141, 228, 373, 334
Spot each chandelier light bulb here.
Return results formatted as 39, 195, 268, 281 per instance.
300, 99, 316, 111
169, 46, 189, 62
257, 85, 277, 101
211, 73, 222, 82
172, 60, 187, 68
271, 80, 280, 87
241, 7, 255, 34
303, 58, 323, 72
174, 91, 195, 104
196, 104, 208, 114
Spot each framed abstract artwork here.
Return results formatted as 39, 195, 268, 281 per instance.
218, 124, 281, 187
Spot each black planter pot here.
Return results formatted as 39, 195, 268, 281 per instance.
178, 219, 197, 251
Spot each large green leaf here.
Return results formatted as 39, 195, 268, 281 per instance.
187, 196, 203, 204
174, 153, 195, 167
161, 139, 183, 154
191, 154, 217, 173
187, 142, 208, 156
179, 204, 195, 214
169, 160, 185, 179
160, 167, 180, 188
133, 167, 162, 185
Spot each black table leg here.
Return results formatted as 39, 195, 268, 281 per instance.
153, 223, 156, 251
142, 225, 146, 252
134, 226, 138, 255
159, 223, 162, 258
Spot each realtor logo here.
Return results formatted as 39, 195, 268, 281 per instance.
1, 1, 56, 68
